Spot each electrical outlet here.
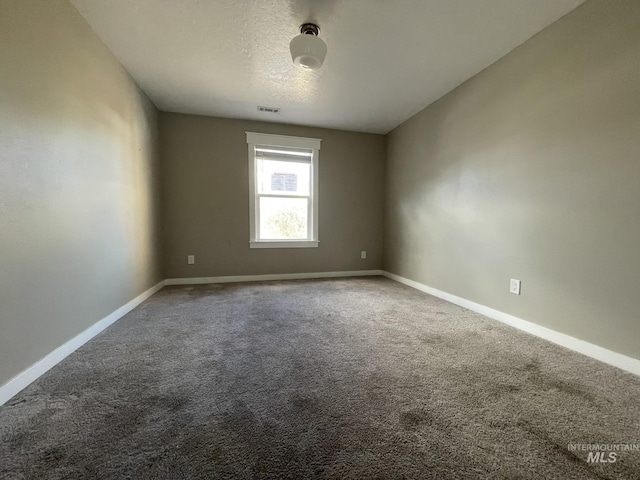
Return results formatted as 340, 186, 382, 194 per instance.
510, 278, 521, 295
187, 255, 195, 265
361, 250, 367, 259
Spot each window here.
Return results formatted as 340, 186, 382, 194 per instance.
246, 132, 320, 248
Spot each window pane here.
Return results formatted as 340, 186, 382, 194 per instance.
259, 197, 308, 240
257, 159, 310, 195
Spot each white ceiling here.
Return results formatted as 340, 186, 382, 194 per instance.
70, 0, 585, 134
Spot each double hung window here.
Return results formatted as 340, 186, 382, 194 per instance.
246, 132, 320, 248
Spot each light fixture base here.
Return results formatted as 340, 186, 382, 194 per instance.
299, 23, 320, 36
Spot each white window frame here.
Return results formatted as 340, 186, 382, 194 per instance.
246, 132, 320, 249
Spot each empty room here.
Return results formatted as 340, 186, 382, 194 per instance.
1, 0, 639, 478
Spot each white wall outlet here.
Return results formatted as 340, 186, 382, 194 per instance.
361, 250, 367, 259
187, 255, 195, 265
510, 278, 521, 295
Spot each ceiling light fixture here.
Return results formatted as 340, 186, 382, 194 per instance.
289, 23, 327, 71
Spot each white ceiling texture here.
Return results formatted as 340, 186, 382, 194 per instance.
71, 0, 585, 134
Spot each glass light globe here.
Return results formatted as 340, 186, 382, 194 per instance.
290, 34, 327, 71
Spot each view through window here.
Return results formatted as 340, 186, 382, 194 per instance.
256, 147, 311, 240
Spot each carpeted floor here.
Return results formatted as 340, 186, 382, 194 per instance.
1, 277, 639, 479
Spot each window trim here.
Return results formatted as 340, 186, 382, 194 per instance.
246, 132, 321, 249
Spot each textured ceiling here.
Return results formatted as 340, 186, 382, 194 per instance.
70, 0, 586, 134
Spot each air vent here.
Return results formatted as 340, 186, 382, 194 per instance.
257, 106, 280, 113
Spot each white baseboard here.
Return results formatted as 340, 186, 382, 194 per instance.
7, 269, 634, 408
0, 280, 166, 407
0, 271, 384, 407
383, 271, 640, 377
165, 270, 384, 285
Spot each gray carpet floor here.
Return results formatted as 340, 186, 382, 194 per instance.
1, 277, 639, 479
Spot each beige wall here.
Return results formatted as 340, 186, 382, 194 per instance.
3, 0, 635, 390
384, 0, 640, 359
160, 113, 385, 278
0, 0, 162, 386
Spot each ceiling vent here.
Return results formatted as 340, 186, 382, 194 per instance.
257, 106, 280, 113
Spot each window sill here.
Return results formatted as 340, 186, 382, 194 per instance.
250, 240, 319, 249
